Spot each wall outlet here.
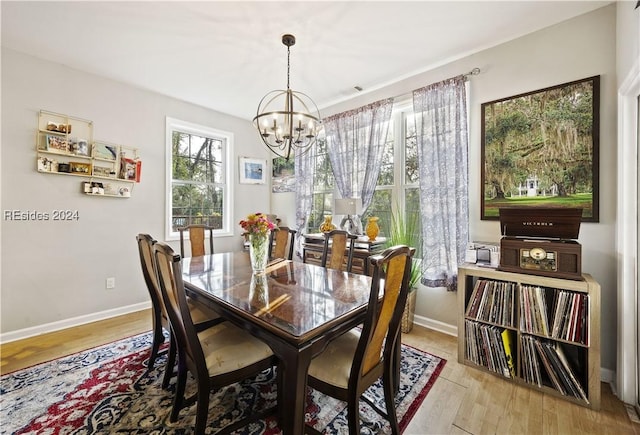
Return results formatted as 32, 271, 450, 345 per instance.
106, 277, 115, 289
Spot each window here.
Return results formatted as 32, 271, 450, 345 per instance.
166, 118, 232, 239
361, 119, 395, 237
308, 138, 335, 232
308, 100, 419, 250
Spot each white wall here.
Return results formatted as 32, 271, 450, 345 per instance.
0, 48, 272, 336
321, 5, 618, 370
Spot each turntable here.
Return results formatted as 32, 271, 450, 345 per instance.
498, 207, 583, 281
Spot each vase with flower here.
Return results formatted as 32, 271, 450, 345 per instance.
239, 212, 276, 273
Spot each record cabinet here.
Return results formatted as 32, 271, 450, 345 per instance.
457, 264, 600, 410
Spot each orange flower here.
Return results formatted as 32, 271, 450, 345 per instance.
239, 212, 276, 236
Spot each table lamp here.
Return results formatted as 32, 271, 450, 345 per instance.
334, 198, 361, 235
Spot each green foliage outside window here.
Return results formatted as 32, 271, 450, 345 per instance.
171, 131, 224, 231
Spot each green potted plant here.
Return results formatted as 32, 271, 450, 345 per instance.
385, 205, 423, 333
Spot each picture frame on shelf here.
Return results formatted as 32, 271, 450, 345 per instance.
481, 75, 600, 222
68, 137, 78, 154
239, 156, 266, 184
76, 139, 89, 156
69, 161, 92, 175
119, 157, 141, 182
92, 142, 118, 161
93, 165, 114, 178
46, 135, 68, 152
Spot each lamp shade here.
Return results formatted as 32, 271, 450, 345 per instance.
334, 198, 360, 215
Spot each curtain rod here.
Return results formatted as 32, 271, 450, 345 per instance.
463, 67, 481, 80
327, 67, 482, 115
386, 67, 481, 107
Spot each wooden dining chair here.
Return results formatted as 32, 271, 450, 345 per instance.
177, 224, 214, 258
153, 242, 277, 435
306, 245, 413, 435
320, 229, 358, 272
269, 226, 296, 261
136, 234, 222, 387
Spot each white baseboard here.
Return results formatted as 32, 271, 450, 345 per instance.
413, 314, 458, 337
0, 301, 151, 344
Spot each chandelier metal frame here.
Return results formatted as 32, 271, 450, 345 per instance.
253, 34, 321, 161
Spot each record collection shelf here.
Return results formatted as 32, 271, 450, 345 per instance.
457, 264, 600, 410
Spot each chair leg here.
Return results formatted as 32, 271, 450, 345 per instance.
148, 321, 165, 371
194, 377, 210, 435
162, 334, 177, 389
383, 371, 400, 435
170, 363, 187, 423
347, 394, 361, 435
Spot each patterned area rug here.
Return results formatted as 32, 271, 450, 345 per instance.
1, 331, 445, 434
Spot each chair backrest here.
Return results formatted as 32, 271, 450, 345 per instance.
136, 233, 168, 325
153, 242, 206, 371
178, 224, 214, 257
321, 229, 358, 272
352, 245, 413, 385
269, 226, 296, 261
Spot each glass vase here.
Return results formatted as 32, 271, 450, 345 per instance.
249, 232, 270, 273
365, 216, 380, 241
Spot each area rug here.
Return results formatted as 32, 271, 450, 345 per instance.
1, 331, 445, 434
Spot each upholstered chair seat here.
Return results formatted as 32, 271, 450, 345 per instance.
198, 322, 274, 375
308, 329, 360, 389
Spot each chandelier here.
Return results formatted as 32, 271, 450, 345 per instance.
253, 34, 321, 161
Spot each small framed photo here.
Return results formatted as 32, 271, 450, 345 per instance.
119, 157, 142, 182
76, 139, 89, 156
92, 142, 118, 161
239, 157, 266, 184
46, 135, 68, 152
69, 161, 92, 175
68, 137, 78, 154
93, 165, 114, 178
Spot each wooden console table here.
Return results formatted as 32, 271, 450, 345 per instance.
302, 233, 387, 275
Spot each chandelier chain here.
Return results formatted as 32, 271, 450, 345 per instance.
287, 45, 291, 90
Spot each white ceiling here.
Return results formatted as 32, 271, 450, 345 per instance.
1, 1, 611, 121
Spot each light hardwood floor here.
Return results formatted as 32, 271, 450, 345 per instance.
1, 310, 638, 434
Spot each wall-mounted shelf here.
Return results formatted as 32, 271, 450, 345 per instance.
36, 110, 141, 198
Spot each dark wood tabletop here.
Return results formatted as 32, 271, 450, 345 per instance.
181, 251, 373, 435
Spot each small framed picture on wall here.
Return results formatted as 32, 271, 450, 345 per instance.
239, 157, 266, 184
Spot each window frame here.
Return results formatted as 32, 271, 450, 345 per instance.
165, 117, 233, 241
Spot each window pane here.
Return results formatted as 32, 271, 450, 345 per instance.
171, 183, 224, 231
405, 187, 423, 258
405, 114, 419, 184
173, 134, 223, 184
377, 132, 395, 186
309, 192, 333, 232
173, 132, 190, 158
361, 189, 392, 238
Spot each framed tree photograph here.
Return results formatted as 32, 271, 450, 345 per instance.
271, 156, 295, 193
481, 75, 600, 222
239, 157, 266, 184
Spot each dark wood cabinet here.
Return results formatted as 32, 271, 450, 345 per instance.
302, 233, 387, 275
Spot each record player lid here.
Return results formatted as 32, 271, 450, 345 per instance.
499, 207, 582, 239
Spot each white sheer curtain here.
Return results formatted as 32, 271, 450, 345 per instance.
323, 98, 394, 223
293, 148, 314, 258
413, 75, 469, 290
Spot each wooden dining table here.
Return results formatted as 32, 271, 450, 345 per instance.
181, 251, 374, 435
